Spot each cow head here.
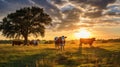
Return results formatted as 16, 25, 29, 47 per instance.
62, 36, 67, 38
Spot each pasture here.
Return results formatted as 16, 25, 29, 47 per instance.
0, 41, 120, 67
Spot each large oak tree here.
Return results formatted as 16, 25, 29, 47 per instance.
0, 7, 52, 45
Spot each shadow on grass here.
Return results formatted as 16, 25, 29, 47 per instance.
0, 47, 120, 67
74, 46, 120, 67
0, 48, 57, 67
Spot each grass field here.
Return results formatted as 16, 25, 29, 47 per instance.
0, 42, 120, 67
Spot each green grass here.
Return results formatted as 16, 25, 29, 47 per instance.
0, 42, 120, 67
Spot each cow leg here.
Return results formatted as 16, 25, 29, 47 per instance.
55, 43, 57, 49
63, 45, 65, 50
80, 43, 82, 47
60, 43, 65, 51
61, 46, 62, 50
58, 43, 61, 50
58, 44, 60, 49
55, 44, 57, 49
62, 44, 64, 51
60, 45, 61, 50
89, 43, 93, 47
60, 44, 63, 51
12, 43, 14, 46
55, 43, 59, 49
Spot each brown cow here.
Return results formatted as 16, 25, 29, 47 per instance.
80, 38, 95, 47
12, 40, 23, 46
54, 37, 59, 49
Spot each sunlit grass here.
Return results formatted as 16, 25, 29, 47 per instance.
0, 42, 120, 67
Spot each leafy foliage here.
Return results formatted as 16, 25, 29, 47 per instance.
0, 7, 52, 44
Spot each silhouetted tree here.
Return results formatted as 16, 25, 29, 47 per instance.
0, 7, 52, 45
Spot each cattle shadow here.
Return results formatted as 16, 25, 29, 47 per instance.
0, 47, 120, 67
0, 47, 64, 67
0, 48, 56, 67
73, 46, 120, 67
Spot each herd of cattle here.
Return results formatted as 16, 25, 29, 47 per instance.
12, 40, 38, 46
12, 37, 96, 49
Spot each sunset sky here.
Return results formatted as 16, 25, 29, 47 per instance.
0, 0, 120, 40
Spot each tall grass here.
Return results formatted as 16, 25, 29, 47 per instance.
0, 42, 120, 67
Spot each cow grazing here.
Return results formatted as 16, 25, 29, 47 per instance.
54, 36, 67, 50
12, 40, 23, 46
29, 40, 38, 46
80, 38, 95, 47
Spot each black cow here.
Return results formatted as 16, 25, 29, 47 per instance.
12, 40, 23, 46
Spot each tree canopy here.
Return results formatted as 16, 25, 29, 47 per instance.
0, 6, 52, 45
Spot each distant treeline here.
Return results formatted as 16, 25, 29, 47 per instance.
0, 40, 54, 44
0, 38, 120, 44
0, 40, 12, 44
97, 38, 120, 43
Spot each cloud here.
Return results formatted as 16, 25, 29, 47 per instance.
83, 10, 103, 18
0, 0, 119, 31
0, 0, 9, 16
104, 4, 120, 16
69, 0, 116, 9
55, 7, 82, 31
0, 0, 32, 17
0, 0, 63, 21
69, 0, 116, 18
31, 0, 63, 22
50, 0, 68, 5
5, 0, 31, 5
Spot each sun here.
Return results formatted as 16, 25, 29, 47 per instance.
74, 28, 91, 39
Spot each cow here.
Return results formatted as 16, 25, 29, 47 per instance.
54, 36, 67, 50
12, 40, 23, 46
80, 38, 95, 47
29, 40, 38, 46
54, 37, 59, 49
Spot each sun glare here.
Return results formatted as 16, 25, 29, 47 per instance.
74, 28, 91, 39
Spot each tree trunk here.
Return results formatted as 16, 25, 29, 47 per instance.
24, 35, 28, 45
